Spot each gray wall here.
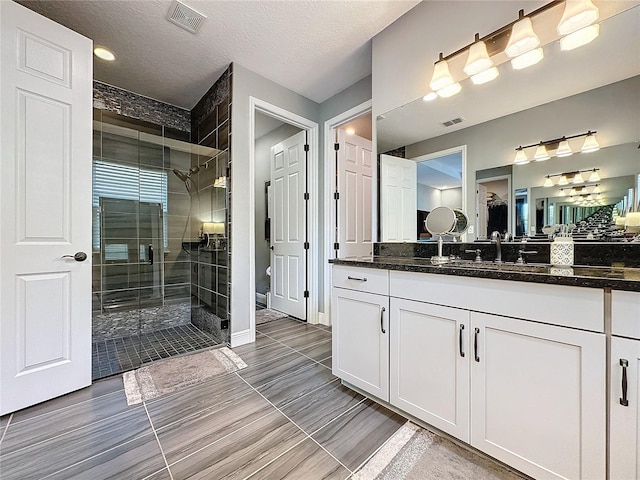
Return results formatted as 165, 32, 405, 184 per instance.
254, 122, 303, 296
231, 63, 371, 337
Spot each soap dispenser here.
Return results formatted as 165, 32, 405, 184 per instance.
550, 225, 574, 266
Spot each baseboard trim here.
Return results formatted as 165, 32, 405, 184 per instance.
318, 312, 330, 326
230, 328, 254, 348
255, 292, 267, 306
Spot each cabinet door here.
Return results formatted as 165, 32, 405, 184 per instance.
610, 336, 640, 480
332, 287, 389, 401
470, 312, 605, 480
390, 298, 470, 442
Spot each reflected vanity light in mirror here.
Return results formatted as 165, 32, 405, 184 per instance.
437, 82, 462, 98
581, 132, 600, 152
423, 92, 438, 102
511, 47, 544, 70
544, 176, 554, 187
573, 172, 585, 184
534, 144, 550, 161
561, 23, 600, 50
514, 147, 529, 165
556, 139, 573, 157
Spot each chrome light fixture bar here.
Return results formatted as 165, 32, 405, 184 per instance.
512, 130, 598, 164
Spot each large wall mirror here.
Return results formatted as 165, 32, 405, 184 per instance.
377, 3, 639, 243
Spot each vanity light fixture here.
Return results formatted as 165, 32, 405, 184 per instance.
544, 175, 554, 187
513, 146, 529, 165
464, 34, 499, 85
429, 53, 459, 97
437, 82, 462, 98
513, 130, 598, 165
506, 10, 544, 69
546, 169, 601, 187
556, 138, 573, 157
572, 171, 585, 184
592, 184, 601, 194
588, 168, 601, 182
557, 0, 600, 51
423, 92, 438, 102
533, 143, 550, 161
581, 131, 600, 153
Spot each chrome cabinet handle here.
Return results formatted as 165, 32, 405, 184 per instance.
474, 328, 480, 362
347, 276, 367, 282
380, 306, 386, 334
459, 324, 465, 357
61, 252, 87, 262
620, 359, 629, 407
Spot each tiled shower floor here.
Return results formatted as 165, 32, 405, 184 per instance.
92, 324, 219, 380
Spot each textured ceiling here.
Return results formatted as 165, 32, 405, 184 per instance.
19, 0, 419, 109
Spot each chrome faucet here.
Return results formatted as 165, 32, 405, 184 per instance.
491, 231, 502, 263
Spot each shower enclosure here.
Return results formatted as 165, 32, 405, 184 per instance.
91, 110, 225, 380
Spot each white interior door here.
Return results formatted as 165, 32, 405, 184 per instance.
337, 129, 373, 258
380, 154, 417, 242
476, 183, 488, 240
0, 1, 93, 415
270, 131, 306, 320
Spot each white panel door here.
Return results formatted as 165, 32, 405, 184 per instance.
271, 130, 306, 320
610, 336, 640, 480
380, 154, 416, 242
337, 129, 373, 258
332, 287, 389, 401
0, 1, 93, 415
390, 298, 470, 442
470, 312, 606, 480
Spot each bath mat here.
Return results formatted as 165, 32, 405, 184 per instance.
255, 308, 288, 325
123, 347, 247, 405
353, 421, 526, 480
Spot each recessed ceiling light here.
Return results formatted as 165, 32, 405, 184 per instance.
345, 128, 355, 135
94, 46, 115, 62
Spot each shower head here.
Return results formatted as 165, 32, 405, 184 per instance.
173, 169, 189, 182
173, 166, 200, 183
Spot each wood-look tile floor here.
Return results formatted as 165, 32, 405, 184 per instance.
0, 317, 405, 480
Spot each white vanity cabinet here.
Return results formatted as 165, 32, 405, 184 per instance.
331, 266, 389, 401
389, 298, 471, 441
470, 312, 606, 480
331, 265, 607, 480
610, 291, 640, 479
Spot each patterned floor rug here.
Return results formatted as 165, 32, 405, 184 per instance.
255, 308, 289, 325
123, 347, 247, 405
354, 422, 527, 480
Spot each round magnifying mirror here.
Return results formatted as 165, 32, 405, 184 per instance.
451, 209, 469, 239
424, 206, 456, 236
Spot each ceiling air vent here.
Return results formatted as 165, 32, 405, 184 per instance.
166, 0, 207, 34
441, 117, 464, 127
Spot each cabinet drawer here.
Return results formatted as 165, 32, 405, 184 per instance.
390, 270, 604, 332
612, 290, 640, 339
332, 265, 388, 295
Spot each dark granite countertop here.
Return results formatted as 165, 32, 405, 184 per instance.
330, 256, 640, 292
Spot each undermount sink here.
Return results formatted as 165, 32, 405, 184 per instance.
447, 260, 552, 274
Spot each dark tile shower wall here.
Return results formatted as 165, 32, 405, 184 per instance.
92, 85, 193, 341
189, 65, 233, 344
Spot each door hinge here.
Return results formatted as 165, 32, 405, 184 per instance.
304, 290, 309, 298
303, 192, 309, 200
334, 143, 340, 151
304, 144, 310, 152
334, 192, 339, 200
334, 242, 340, 250
304, 242, 310, 250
